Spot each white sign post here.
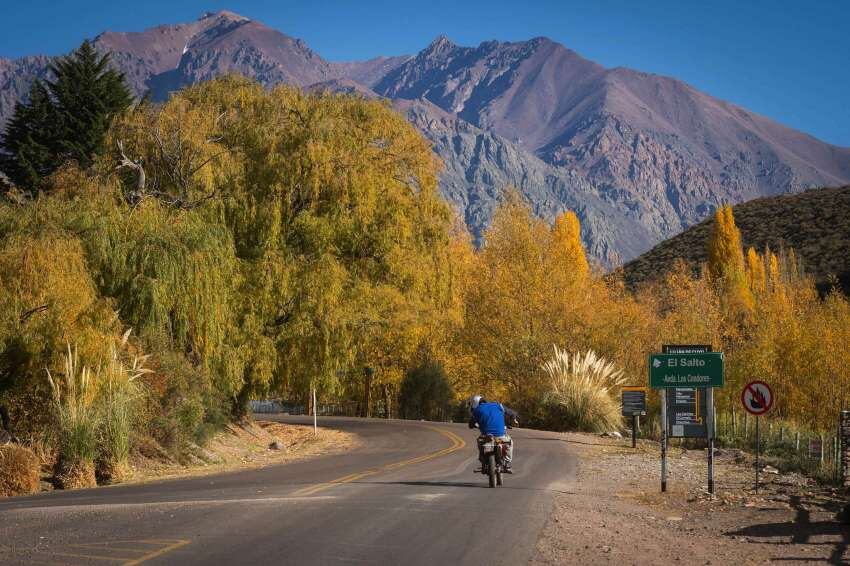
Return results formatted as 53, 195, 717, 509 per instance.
312, 386, 318, 435
741, 380, 774, 492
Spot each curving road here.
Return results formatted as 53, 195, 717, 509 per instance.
0, 416, 577, 565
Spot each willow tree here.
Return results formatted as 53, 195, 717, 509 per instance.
0, 225, 116, 436
107, 76, 454, 411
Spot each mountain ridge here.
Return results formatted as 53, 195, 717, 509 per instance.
620, 185, 850, 294
2, 10, 849, 266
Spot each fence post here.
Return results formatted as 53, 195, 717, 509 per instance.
820, 433, 825, 467
779, 425, 784, 443
834, 435, 840, 481
840, 411, 850, 487
796, 431, 800, 453
731, 409, 737, 437
744, 414, 749, 439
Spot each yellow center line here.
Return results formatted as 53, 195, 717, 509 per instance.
50, 552, 129, 563
124, 539, 191, 565
292, 425, 466, 497
43, 539, 191, 566
70, 544, 160, 554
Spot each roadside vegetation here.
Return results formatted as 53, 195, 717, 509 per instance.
0, 42, 848, 494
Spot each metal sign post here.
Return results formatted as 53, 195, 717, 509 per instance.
661, 390, 667, 492
655, 345, 719, 495
621, 386, 647, 449
706, 386, 715, 494
755, 415, 760, 492
741, 380, 774, 493
632, 414, 638, 448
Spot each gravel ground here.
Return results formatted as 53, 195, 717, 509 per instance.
532, 433, 849, 565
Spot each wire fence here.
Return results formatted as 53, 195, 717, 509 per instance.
714, 409, 845, 484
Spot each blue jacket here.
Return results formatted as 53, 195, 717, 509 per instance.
471, 402, 508, 436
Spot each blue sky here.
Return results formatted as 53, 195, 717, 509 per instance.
2, 1, 848, 147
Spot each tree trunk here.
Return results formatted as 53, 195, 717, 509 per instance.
364, 373, 372, 418
382, 383, 390, 419
232, 384, 252, 423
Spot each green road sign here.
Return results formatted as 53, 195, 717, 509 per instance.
649, 352, 724, 388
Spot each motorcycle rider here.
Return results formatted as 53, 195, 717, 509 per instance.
468, 395, 518, 473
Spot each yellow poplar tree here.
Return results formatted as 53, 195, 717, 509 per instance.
746, 247, 766, 294
550, 210, 589, 283
707, 205, 753, 315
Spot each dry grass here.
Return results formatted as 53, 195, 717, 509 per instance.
542, 347, 626, 432
46, 345, 99, 475
0, 444, 41, 497
54, 459, 96, 490
621, 185, 850, 294
127, 420, 357, 484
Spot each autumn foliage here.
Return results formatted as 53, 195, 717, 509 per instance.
0, 76, 848, 477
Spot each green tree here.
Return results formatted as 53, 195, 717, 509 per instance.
0, 41, 132, 192
399, 360, 453, 421
0, 81, 59, 190
49, 40, 133, 170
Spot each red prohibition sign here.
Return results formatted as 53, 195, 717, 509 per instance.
741, 380, 774, 415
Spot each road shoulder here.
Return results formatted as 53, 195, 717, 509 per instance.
532, 433, 848, 564
124, 420, 358, 485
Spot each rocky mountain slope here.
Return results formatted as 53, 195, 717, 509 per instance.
2, 11, 849, 265
375, 36, 850, 246
620, 186, 850, 293
0, 55, 51, 137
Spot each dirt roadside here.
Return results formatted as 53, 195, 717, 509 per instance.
532, 434, 849, 565
123, 420, 357, 485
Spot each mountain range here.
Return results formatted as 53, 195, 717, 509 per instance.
2, 10, 849, 265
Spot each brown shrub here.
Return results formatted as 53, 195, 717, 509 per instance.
95, 458, 127, 485
0, 443, 41, 497
54, 458, 96, 490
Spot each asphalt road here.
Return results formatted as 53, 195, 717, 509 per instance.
0, 416, 577, 565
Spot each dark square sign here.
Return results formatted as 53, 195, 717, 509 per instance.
621, 386, 647, 416
666, 387, 708, 438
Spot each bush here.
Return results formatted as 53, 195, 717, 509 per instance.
0, 443, 41, 496
47, 345, 98, 489
541, 347, 625, 433
96, 341, 148, 484
399, 361, 453, 421
143, 351, 225, 455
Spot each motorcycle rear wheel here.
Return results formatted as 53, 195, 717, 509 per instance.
487, 454, 496, 488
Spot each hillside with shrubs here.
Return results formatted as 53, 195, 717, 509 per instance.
621, 186, 850, 294
1, 43, 849, 496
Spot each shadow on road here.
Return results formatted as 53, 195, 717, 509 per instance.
361, 480, 576, 495
522, 436, 614, 447
725, 495, 849, 564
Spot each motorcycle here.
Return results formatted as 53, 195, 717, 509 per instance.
477, 434, 508, 488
